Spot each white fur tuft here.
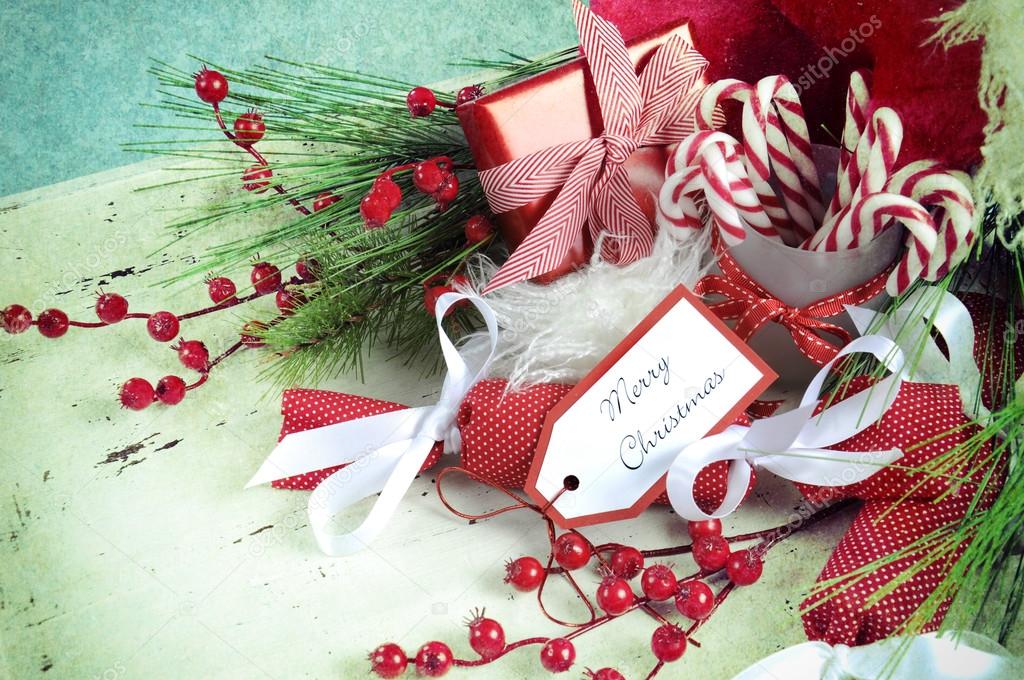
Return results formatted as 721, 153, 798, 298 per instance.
459, 229, 713, 390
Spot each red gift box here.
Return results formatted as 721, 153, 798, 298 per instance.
457, 20, 709, 281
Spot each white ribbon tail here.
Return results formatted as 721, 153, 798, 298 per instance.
756, 448, 903, 486
245, 406, 433, 488
307, 436, 436, 556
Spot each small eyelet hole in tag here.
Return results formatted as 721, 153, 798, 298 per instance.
562, 475, 580, 491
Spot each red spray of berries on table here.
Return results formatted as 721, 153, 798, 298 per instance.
362, 467, 854, 678
2, 257, 319, 410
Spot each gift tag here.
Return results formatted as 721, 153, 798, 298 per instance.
524, 285, 776, 527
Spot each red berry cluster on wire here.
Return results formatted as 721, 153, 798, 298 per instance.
359, 157, 474, 230
364, 465, 847, 679
404, 84, 482, 118
3, 258, 319, 410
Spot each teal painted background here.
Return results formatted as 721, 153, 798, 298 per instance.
0, 0, 575, 198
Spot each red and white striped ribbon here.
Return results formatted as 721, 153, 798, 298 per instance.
480, 0, 712, 293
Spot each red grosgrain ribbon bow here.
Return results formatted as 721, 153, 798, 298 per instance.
480, 0, 711, 293
695, 245, 891, 366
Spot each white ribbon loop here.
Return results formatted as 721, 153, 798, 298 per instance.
730, 631, 1018, 680
246, 292, 499, 556
845, 287, 986, 421
667, 334, 907, 521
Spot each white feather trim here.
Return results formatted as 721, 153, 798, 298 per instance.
458, 229, 713, 390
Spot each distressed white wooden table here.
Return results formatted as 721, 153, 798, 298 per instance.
0, 160, 1018, 679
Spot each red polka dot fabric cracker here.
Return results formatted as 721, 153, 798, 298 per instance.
795, 293, 1021, 646
457, 379, 752, 513
273, 380, 749, 515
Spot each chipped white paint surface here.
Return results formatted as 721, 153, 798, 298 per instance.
0, 162, 1017, 680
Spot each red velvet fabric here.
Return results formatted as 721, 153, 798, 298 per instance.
592, 0, 984, 168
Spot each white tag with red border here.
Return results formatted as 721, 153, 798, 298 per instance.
524, 285, 776, 527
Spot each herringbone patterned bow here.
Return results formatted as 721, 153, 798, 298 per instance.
481, 0, 710, 292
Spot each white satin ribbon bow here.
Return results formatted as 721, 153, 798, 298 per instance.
731, 631, 1018, 680
845, 287, 987, 422
667, 334, 907, 521
246, 292, 499, 556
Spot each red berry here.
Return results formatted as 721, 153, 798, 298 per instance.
275, 288, 305, 314
119, 378, 155, 410
688, 518, 722, 540
464, 215, 494, 244
95, 293, 129, 324
206, 276, 236, 303
242, 164, 272, 192
155, 376, 187, 405
406, 86, 437, 117
609, 546, 644, 579
146, 311, 180, 342
596, 575, 635, 616
414, 641, 452, 677
369, 643, 407, 679
37, 309, 69, 338
692, 535, 731, 572
412, 160, 444, 194
251, 262, 282, 295
650, 624, 687, 663
587, 669, 625, 680
174, 339, 209, 371
194, 67, 228, 104
553, 533, 591, 570
374, 176, 403, 210
233, 111, 265, 145
449, 274, 470, 291
539, 638, 575, 673
434, 173, 459, 208
360, 191, 392, 229
456, 84, 483, 106
640, 564, 678, 601
241, 321, 266, 348
505, 556, 544, 592
726, 549, 764, 586
423, 285, 455, 317
467, 611, 505, 660
675, 580, 714, 620
295, 258, 319, 282
312, 191, 338, 212
2, 304, 32, 334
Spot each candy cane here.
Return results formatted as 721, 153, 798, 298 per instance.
748, 76, 824, 240
825, 69, 872, 222
679, 132, 779, 241
804, 108, 904, 251
695, 80, 795, 237
657, 164, 705, 235
886, 161, 976, 279
816, 192, 938, 294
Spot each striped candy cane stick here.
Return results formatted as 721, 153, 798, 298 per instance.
821, 192, 939, 294
657, 164, 705, 235
825, 69, 872, 223
886, 161, 976, 279
695, 80, 794, 237
804, 108, 904, 251
676, 131, 779, 242
747, 76, 825, 240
